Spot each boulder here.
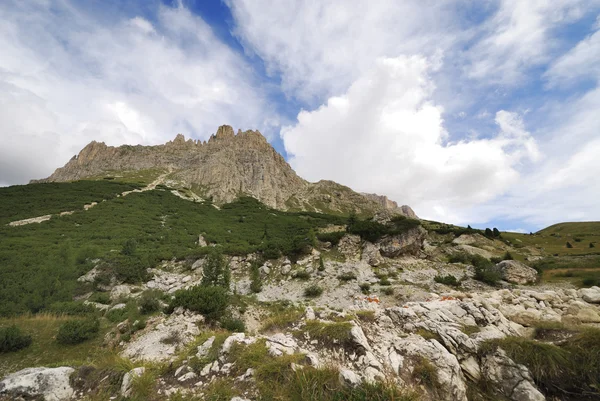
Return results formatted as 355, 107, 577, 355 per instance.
579, 287, 600, 304
339, 369, 361, 387
121, 367, 145, 397
480, 348, 545, 401
496, 260, 538, 285
392, 335, 467, 401
361, 242, 384, 267
196, 336, 216, 359
338, 234, 362, 261
0, 367, 75, 401
378, 226, 426, 257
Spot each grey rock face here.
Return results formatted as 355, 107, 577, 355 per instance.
378, 226, 426, 257
34, 125, 413, 217
0, 367, 75, 401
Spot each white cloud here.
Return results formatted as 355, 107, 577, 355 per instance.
0, 1, 276, 185
281, 56, 540, 223
466, 0, 594, 84
545, 27, 600, 85
227, 0, 461, 101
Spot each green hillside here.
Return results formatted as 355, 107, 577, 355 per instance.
0, 181, 345, 316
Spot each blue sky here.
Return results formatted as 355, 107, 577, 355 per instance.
1, 0, 599, 232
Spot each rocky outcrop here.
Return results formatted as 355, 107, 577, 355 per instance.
378, 226, 426, 257
496, 260, 538, 285
0, 367, 75, 401
33, 126, 413, 217
481, 349, 545, 401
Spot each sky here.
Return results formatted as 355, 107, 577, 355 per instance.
1, 0, 599, 232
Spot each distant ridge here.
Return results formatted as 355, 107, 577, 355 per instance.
34, 125, 416, 217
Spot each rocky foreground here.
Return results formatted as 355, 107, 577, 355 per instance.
1, 230, 599, 401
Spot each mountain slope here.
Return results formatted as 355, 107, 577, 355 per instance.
33, 125, 414, 217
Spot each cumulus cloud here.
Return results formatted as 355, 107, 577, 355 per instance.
281, 56, 540, 223
0, 1, 275, 185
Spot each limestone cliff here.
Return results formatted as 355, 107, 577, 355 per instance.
34, 125, 415, 216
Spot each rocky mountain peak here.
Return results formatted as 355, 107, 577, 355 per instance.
33, 125, 415, 216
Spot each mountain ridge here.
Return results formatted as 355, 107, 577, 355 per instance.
33, 125, 416, 217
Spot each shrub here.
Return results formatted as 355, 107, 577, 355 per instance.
56, 318, 100, 345
337, 272, 357, 282
382, 287, 394, 296
170, 285, 229, 322
202, 249, 231, 289
249, 261, 262, 294
566, 241, 573, 249
591, 242, 595, 248
139, 290, 161, 314
412, 356, 438, 389
448, 253, 470, 264
359, 283, 371, 294
316, 231, 346, 246
434, 274, 459, 286
474, 264, 502, 285
0, 325, 32, 353
302, 321, 353, 348
318, 256, 325, 271
221, 317, 245, 332
121, 239, 137, 256
293, 271, 311, 280
88, 292, 111, 305
304, 285, 323, 298
379, 278, 391, 286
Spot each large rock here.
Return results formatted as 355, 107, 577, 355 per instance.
391, 335, 467, 401
121, 367, 146, 397
0, 367, 75, 401
579, 286, 600, 304
378, 226, 426, 257
121, 311, 202, 362
480, 348, 545, 401
361, 241, 384, 266
496, 260, 538, 285
338, 234, 362, 261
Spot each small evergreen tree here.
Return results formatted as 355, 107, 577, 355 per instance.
590, 242, 595, 249
202, 249, 230, 289
492, 228, 501, 237
484, 228, 493, 238
566, 242, 573, 249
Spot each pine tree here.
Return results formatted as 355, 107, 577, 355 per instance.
484, 228, 493, 238
202, 249, 230, 289
492, 228, 500, 237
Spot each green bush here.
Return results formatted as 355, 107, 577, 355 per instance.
221, 317, 245, 332
293, 271, 311, 280
170, 285, 229, 322
338, 272, 357, 282
249, 261, 262, 294
139, 290, 162, 314
566, 241, 573, 248
474, 264, 502, 285
88, 292, 111, 305
304, 285, 323, 298
56, 318, 100, 345
382, 287, 394, 296
318, 256, 325, 271
434, 274, 459, 286
202, 249, 231, 289
359, 283, 371, 294
0, 325, 32, 353
316, 231, 346, 246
